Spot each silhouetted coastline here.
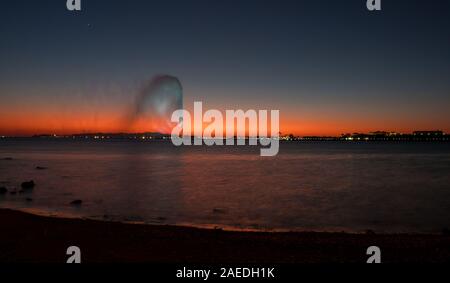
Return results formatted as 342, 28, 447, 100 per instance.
0, 130, 448, 142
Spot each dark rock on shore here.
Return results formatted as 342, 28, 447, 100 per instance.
0, 187, 7, 194
25, 198, 33, 202
2, 157, 13, 161
70, 200, 82, 206
35, 166, 47, 170
21, 181, 35, 190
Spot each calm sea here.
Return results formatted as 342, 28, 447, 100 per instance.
1, 139, 449, 233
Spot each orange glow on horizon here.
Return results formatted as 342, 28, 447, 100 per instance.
1, 110, 448, 137
1, 100, 449, 137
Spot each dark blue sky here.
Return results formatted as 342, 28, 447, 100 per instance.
1, 0, 449, 135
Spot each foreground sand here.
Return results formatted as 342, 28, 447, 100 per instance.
1, 208, 449, 263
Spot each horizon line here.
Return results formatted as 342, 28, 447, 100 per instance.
0, 129, 447, 139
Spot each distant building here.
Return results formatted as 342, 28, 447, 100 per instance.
369, 131, 388, 136
369, 131, 401, 136
413, 131, 444, 136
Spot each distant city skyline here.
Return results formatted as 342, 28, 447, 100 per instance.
1, 129, 447, 139
1, 0, 450, 136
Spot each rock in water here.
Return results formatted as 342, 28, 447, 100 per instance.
70, 200, 83, 206
21, 180, 35, 190
213, 208, 226, 214
0, 187, 7, 194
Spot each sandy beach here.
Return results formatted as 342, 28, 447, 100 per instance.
0, 208, 449, 263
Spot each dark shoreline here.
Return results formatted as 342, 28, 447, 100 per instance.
1, 208, 450, 263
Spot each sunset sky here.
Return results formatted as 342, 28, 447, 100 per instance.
1, 0, 449, 136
